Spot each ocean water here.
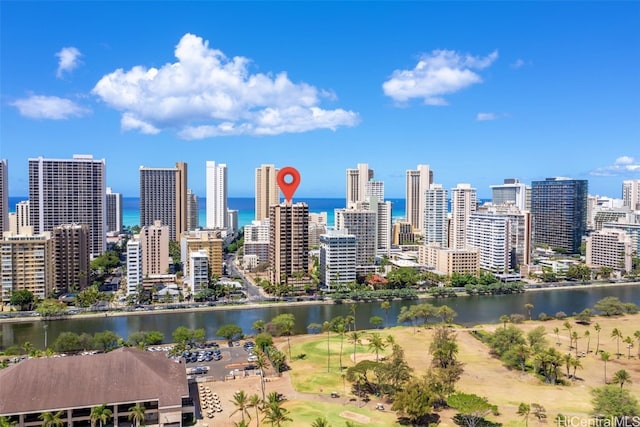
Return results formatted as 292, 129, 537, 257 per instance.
10, 196, 406, 230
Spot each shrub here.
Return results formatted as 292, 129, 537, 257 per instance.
509, 314, 525, 324
538, 312, 550, 321
555, 311, 567, 320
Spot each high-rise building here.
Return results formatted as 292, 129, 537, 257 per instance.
29, 155, 106, 257
186, 189, 199, 231
139, 162, 188, 241
418, 243, 480, 276
586, 229, 633, 272
335, 207, 377, 267
406, 164, 433, 233
206, 161, 228, 229
424, 184, 448, 246
255, 164, 279, 222
393, 221, 417, 245
1, 228, 54, 303
308, 213, 328, 249
365, 181, 384, 201
52, 224, 90, 293
188, 249, 209, 295
269, 202, 309, 286
243, 220, 270, 265
0, 159, 7, 233
126, 236, 142, 295
357, 196, 392, 254
451, 183, 477, 250
140, 220, 169, 276
531, 178, 588, 254
490, 178, 530, 211
105, 187, 123, 234
319, 229, 357, 290
227, 210, 238, 233
346, 163, 373, 207
14, 201, 30, 235
603, 221, 640, 256
180, 229, 223, 279
622, 180, 640, 211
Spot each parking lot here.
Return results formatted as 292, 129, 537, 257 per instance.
179, 340, 260, 382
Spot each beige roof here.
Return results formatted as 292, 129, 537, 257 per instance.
0, 347, 188, 415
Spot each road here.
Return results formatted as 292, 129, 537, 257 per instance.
225, 253, 265, 302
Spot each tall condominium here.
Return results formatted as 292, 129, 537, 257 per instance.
365, 181, 384, 201
346, 163, 373, 207
451, 183, 477, 250
13, 201, 30, 234
1, 228, 54, 303
586, 229, 633, 272
29, 155, 106, 257
490, 178, 530, 211
244, 219, 270, 266
189, 250, 210, 295
139, 162, 188, 241
623, 180, 640, 210
206, 161, 228, 229
105, 187, 123, 234
357, 196, 392, 254
335, 207, 377, 268
186, 189, 199, 231
0, 159, 7, 233
126, 236, 142, 295
255, 164, 279, 221
531, 177, 588, 254
140, 220, 169, 276
424, 184, 448, 246
180, 229, 224, 279
269, 202, 309, 286
319, 229, 357, 290
52, 224, 90, 293
405, 164, 433, 233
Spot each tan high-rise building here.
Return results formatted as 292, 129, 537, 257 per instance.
406, 164, 433, 233
180, 229, 224, 279
586, 229, 633, 272
418, 243, 480, 276
346, 163, 373, 208
140, 220, 169, 276
52, 224, 90, 293
139, 162, 188, 241
29, 155, 106, 257
0, 159, 7, 233
255, 164, 280, 222
15, 201, 30, 235
1, 228, 54, 303
451, 183, 477, 249
269, 202, 309, 286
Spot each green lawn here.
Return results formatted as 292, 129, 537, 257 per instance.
285, 400, 401, 427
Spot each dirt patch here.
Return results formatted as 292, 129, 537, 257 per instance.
340, 410, 371, 423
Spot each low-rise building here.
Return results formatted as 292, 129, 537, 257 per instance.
418, 243, 480, 276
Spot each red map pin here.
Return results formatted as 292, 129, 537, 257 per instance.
277, 166, 301, 203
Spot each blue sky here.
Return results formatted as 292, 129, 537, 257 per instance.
1, 2, 639, 199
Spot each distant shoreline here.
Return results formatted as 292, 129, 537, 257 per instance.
1, 280, 638, 325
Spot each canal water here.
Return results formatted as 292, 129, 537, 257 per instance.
2, 285, 639, 349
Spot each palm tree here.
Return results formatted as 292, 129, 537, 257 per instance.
311, 417, 331, 427
517, 403, 531, 427
367, 332, 386, 362
248, 394, 262, 427
262, 392, 292, 427
600, 351, 611, 384
635, 330, 640, 358
499, 315, 509, 329
571, 331, 580, 356
322, 321, 331, 373
90, 404, 113, 427
254, 350, 268, 401
381, 301, 391, 328
231, 390, 251, 423
348, 331, 363, 364
524, 303, 534, 321
570, 356, 582, 380
612, 369, 632, 388
594, 323, 602, 355
350, 304, 358, 331
128, 403, 146, 427
0, 417, 16, 427
553, 327, 560, 345
611, 327, 623, 358
623, 336, 634, 359
234, 421, 250, 427
584, 330, 591, 354
563, 321, 572, 350
39, 411, 64, 427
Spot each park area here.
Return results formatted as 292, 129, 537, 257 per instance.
198, 312, 640, 426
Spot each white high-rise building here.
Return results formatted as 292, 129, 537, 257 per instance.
357, 196, 392, 254
0, 159, 7, 233
451, 183, 477, 250
29, 155, 106, 257
365, 181, 384, 201
319, 229, 357, 291
466, 213, 509, 273
424, 184, 448, 246
406, 164, 433, 233
490, 179, 529, 211
106, 187, 123, 234
335, 207, 377, 267
126, 236, 142, 296
14, 201, 30, 235
346, 163, 373, 207
623, 180, 640, 211
255, 164, 280, 222
206, 161, 228, 229
189, 249, 209, 295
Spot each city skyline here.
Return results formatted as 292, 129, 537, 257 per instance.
1, 2, 639, 199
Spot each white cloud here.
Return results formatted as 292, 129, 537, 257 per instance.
476, 112, 498, 121
510, 59, 526, 69
92, 33, 359, 138
382, 49, 498, 104
56, 47, 82, 78
11, 95, 91, 119
591, 156, 640, 176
